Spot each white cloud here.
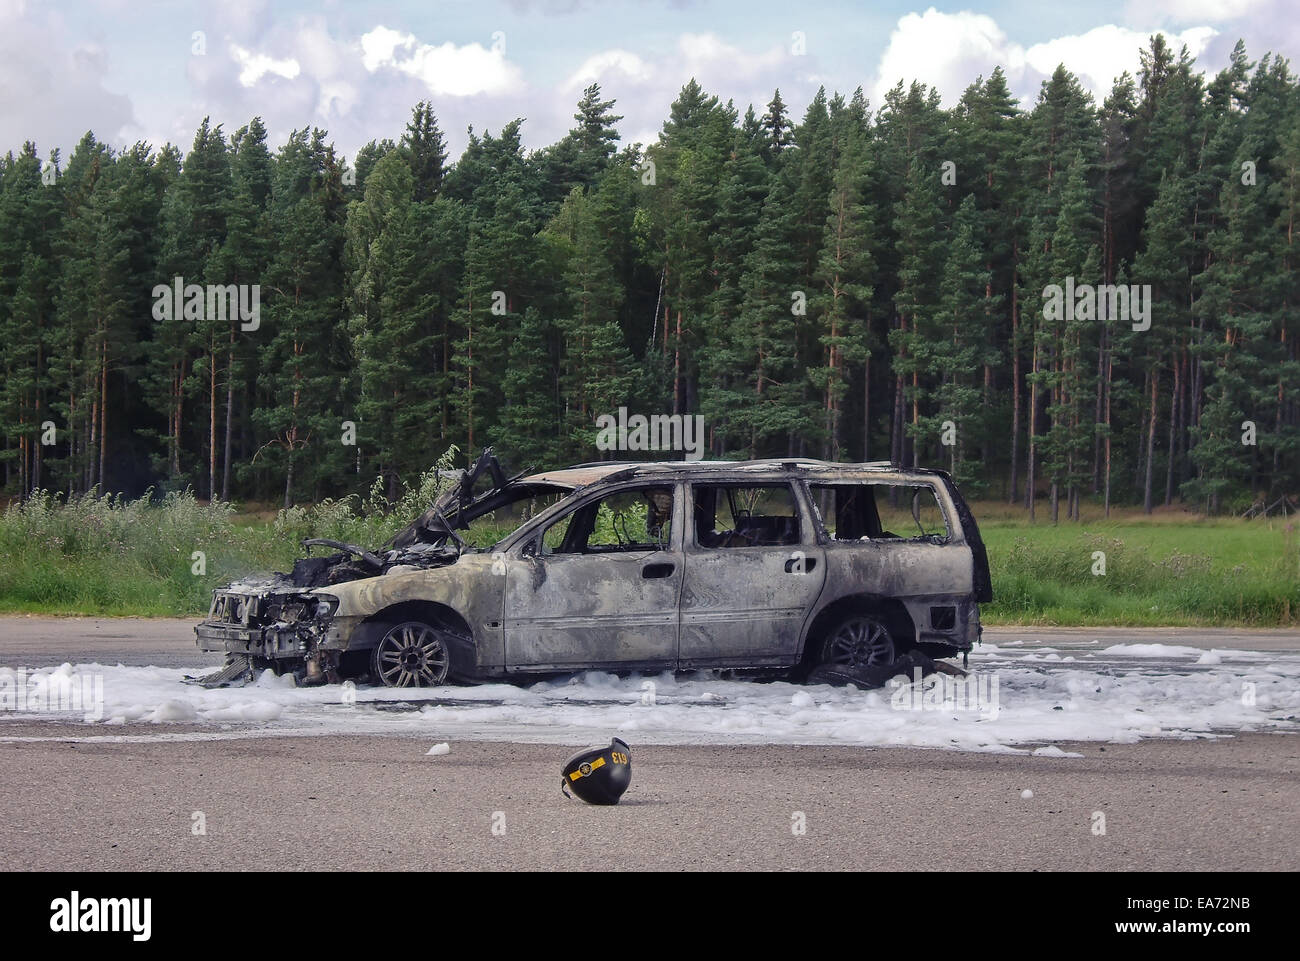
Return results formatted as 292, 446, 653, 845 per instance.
872, 7, 1221, 108
0, 1, 134, 153
359, 25, 523, 97
359, 24, 410, 72
567, 32, 801, 147
677, 32, 787, 77
229, 44, 301, 87
873, 8, 1024, 106
6, 0, 1276, 189
1024, 24, 1217, 95
565, 49, 653, 91
316, 80, 359, 120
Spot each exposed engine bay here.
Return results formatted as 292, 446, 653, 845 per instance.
193, 449, 539, 687
283, 448, 519, 588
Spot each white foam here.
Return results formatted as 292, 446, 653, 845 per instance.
1, 645, 1296, 751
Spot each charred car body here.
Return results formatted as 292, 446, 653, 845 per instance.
195, 451, 991, 688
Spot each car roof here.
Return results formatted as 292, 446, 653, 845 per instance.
520, 458, 924, 489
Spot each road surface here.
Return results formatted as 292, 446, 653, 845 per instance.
0, 616, 1296, 871
0, 726, 1295, 871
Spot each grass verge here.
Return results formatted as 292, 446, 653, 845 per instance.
1, 487, 1296, 627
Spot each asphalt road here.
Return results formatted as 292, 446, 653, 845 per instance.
1, 617, 1296, 871
0, 728, 1293, 871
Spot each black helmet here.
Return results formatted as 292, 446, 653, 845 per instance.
561, 737, 632, 805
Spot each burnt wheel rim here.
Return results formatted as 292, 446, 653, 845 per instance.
826, 617, 894, 669
375, 623, 451, 687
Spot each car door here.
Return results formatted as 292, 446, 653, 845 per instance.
502, 483, 682, 672
679, 480, 826, 668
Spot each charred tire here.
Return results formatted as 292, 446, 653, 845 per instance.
818, 613, 896, 671
370, 621, 467, 688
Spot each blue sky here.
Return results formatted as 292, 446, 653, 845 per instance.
2, 0, 1295, 163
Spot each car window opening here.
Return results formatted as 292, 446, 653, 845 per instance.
693, 483, 801, 548
809, 483, 949, 542
542, 486, 674, 555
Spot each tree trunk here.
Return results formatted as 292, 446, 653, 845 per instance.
1009, 281, 1020, 503
209, 341, 217, 501
1103, 330, 1113, 518
1143, 369, 1160, 514
222, 320, 235, 501
862, 355, 870, 461
910, 369, 919, 469
1165, 355, 1180, 505
891, 315, 904, 471
673, 309, 683, 416
1026, 338, 1038, 520
98, 339, 107, 490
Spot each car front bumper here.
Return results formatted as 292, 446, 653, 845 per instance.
195, 589, 354, 662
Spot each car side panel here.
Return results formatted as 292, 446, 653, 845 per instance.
679, 481, 826, 667
807, 539, 977, 652
501, 482, 684, 672
679, 543, 826, 667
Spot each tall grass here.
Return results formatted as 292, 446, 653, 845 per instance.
0, 450, 462, 616
1, 472, 1296, 626
979, 514, 1300, 626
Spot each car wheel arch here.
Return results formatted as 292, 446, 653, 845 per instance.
798, 595, 916, 671
347, 600, 477, 679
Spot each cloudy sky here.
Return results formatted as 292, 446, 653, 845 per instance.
1, 0, 1295, 163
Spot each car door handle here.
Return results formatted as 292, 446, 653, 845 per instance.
642, 562, 675, 579
785, 557, 817, 573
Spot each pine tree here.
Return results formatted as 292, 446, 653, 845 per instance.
1130, 166, 1192, 513
1187, 146, 1273, 511
761, 89, 792, 162
699, 123, 769, 455
1268, 108, 1300, 490
209, 118, 271, 499
891, 160, 946, 468
1036, 155, 1098, 521
874, 80, 947, 472
452, 176, 538, 456
402, 102, 448, 202
932, 195, 996, 491
0, 140, 61, 494
545, 185, 634, 458
735, 176, 809, 455
352, 138, 396, 196
495, 307, 559, 467
48, 131, 114, 494
249, 130, 347, 505
809, 131, 875, 461
643, 81, 735, 418
953, 67, 1020, 485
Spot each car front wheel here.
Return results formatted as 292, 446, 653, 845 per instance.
371, 621, 459, 687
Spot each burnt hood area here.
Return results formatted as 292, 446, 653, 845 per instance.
273, 449, 527, 589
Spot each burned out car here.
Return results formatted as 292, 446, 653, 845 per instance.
195, 451, 991, 688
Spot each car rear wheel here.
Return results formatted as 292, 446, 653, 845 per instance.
820, 614, 896, 670
371, 621, 459, 687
